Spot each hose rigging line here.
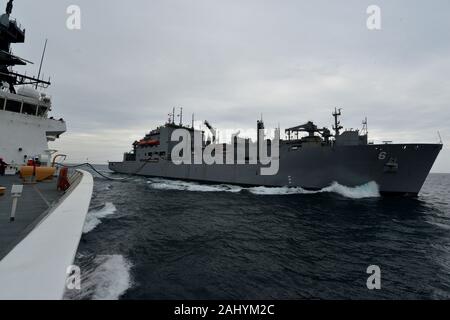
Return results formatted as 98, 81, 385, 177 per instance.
53, 161, 150, 181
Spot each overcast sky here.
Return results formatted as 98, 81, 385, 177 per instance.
10, 0, 450, 171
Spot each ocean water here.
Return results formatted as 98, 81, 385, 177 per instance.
65, 167, 450, 300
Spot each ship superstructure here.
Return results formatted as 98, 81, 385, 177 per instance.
0, 1, 93, 299
0, 0, 65, 167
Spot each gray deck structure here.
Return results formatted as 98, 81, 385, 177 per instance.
0, 175, 64, 260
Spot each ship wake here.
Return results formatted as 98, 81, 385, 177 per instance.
65, 254, 132, 300
146, 179, 380, 199
249, 181, 380, 199
148, 179, 243, 193
83, 202, 118, 234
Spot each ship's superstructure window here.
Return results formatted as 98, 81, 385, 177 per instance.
37, 106, 47, 117
5, 99, 21, 113
2, 98, 48, 117
22, 103, 37, 116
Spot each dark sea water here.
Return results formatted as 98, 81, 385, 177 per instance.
65, 167, 450, 300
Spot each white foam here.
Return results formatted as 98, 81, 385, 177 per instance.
321, 181, 380, 199
249, 181, 380, 199
427, 221, 450, 231
146, 178, 380, 199
148, 179, 243, 193
96, 184, 111, 192
90, 255, 132, 300
66, 255, 132, 300
248, 186, 314, 195
83, 202, 117, 234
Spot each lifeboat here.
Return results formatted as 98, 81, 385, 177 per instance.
138, 139, 160, 146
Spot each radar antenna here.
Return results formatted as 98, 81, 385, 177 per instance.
0, 1, 52, 92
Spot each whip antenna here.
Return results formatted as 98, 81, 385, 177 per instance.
36, 38, 48, 89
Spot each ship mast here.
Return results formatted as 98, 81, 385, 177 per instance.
0, 0, 51, 93
361, 117, 368, 136
332, 107, 343, 137
5, 0, 12, 15
35, 38, 48, 89
178, 107, 183, 126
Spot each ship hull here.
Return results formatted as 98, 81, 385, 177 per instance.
109, 143, 442, 196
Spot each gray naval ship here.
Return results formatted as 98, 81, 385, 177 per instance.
109, 108, 442, 196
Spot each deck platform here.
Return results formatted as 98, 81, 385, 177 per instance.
0, 175, 64, 260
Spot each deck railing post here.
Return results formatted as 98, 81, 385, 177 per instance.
10, 185, 23, 222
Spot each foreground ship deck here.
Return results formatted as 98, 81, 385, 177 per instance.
0, 170, 93, 299
0, 175, 62, 259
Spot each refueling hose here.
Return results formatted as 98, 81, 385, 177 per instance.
53, 161, 150, 181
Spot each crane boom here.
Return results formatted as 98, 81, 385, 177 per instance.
204, 120, 216, 143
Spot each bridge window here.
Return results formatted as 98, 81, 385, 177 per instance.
22, 103, 37, 116
5, 100, 22, 113
37, 106, 47, 117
